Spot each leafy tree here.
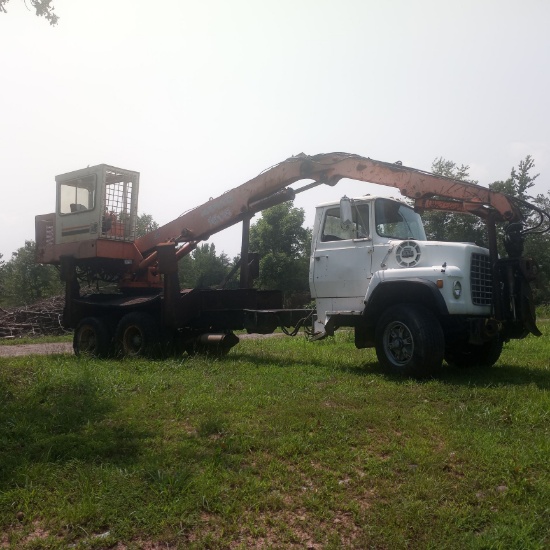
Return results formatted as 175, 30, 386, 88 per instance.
249, 202, 311, 294
178, 243, 231, 289
432, 157, 472, 182
422, 158, 487, 246
135, 213, 159, 238
1, 241, 62, 306
490, 155, 539, 200
0, 0, 58, 25
490, 155, 540, 257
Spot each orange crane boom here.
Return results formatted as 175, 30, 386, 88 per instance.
134, 153, 524, 257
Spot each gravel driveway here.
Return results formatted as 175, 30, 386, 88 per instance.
0, 342, 73, 357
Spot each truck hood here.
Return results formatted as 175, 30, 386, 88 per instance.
381, 240, 488, 271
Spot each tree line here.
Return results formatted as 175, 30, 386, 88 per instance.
0, 156, 548, 309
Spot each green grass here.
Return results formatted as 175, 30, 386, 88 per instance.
0, 324, 549, 549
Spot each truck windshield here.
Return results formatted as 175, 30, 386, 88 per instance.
375, 198, 426, 240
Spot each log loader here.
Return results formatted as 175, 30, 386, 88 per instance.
35, 153, 550, 376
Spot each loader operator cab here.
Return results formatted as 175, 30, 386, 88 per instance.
54, 164, 140, 246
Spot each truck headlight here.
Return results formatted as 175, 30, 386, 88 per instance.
452, 281, 462, 299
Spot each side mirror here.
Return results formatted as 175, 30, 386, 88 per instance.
340, 196, 353, 231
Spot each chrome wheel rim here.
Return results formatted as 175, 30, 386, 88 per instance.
383, 321, 414, 366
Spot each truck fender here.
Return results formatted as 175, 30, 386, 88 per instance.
363, 278, 449, 324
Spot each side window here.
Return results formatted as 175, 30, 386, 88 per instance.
321, 204, 369, 242
59, 175, 96, 215
322, 208, 346, 241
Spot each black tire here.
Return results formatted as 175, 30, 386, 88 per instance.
375, 305, 444, 377
445, 338, 503, 368
73, 317, 112, 358
115, 312, 159, 358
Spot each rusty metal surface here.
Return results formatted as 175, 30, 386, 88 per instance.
134, 153, 523, 254
35, 237, 142, 265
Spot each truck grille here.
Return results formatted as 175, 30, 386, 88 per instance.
470, 253, 492, 306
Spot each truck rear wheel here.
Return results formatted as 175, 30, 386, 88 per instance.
73, 317, 112, 358
375, 305, 444, 377
116, 312, 159, 358
445, 338, 503, 368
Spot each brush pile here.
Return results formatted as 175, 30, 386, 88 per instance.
0, 296, 67, 338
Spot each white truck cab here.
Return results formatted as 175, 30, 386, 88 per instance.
309, 196, 496, 376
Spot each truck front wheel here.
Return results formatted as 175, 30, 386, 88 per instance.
445, 338, 503, 368
73, 317, 112, 358
374, 305, 444, 377
116, 312, 159, 358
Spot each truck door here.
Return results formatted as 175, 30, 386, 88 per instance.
311, 203, 373, 301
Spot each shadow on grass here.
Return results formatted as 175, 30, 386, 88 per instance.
345, 360, 550, 389
437, 362, 550, 389
226, 351, 550, 389
0, 369, 149, 489
228, 351, 343, 369
226, 351, 404, 381
343, 360, 550, 389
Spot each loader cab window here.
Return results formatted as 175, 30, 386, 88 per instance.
58, 175, 97, 215
321, 203, 370, 242
375, 198, 426, 240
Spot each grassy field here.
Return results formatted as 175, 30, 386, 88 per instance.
0, 323, 549, 549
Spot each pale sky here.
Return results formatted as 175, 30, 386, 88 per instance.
1, 0, 549, 261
